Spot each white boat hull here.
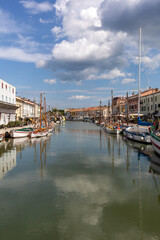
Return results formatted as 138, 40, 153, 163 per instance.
30, 131, 48, 138
125, 126, 151, 143
10, 130, 30, 138
151, 134, 160, 156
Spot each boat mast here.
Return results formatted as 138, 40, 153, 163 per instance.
138, 27, 141, 117
111, 90, 113, 123
40, 92, 42, 130
44, 93, 47, 127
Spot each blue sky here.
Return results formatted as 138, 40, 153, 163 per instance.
0, 0, 160, 109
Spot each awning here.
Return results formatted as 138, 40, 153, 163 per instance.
0, 101, 19, 110
155, 112, 160, 117
129, 113, 144, 116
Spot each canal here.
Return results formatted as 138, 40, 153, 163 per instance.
0, 122, 160, 240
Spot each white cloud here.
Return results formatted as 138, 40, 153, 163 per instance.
0, 47, 51, 63
51, 26, 64, 39
20, 0, 53, 14
43, 79, 56, 84
94, 87, 115, 91
88, 68, 126, 80
69, 95, 91, 100
39, 18, 54, 24
0, 8, 20, 34
121, 78, 136, 84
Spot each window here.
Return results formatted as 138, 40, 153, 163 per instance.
148, 106, 149, 111
12, 88, 14, 94
5, 84, 7, 90
148, 98, 150, 102
9, 86, 11, 92
151, 105, 153, 110
12, 99, 14, 104
1, 83, 3, 89
9, 97, 11, 103
151, 97, 153, 102
155, 104, 157, 111
144, 99, 145, 103
155, 96, 157, 101
141, 107, 143, 111
2, 95, 4, 101
6, 96, 7, 102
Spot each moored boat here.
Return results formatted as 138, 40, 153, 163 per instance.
30, 130, 48, 138
125, 126, 151, 143
150, 125, 160, 156
105, 125, 122, 134
10, 127, 33, 138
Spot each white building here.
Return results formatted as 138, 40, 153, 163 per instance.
0, 79, 18, 125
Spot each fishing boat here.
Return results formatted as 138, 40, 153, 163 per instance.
30, 93, 48, 138
124, 28, 152, 144
30, 129, 48, 138
10, 127, 33, 138
105, 125, 122, 134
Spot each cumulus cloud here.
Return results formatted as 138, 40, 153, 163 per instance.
69, 95, 92, 100
43, 78, 56, 84
35, 0, 160, 83
20, 0, 53, 14
121, 78, 136, 84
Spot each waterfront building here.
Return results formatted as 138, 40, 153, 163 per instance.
0, 79, 18, 125
112, 96, 126, 120
16, 96, 40, 120
127, 88, 159, 118
65, 106, 106, 120
103, 106, 112, 122
140, 88, 160, 118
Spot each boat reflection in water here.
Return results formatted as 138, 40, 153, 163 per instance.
1, 122, 160, 240
149, 153, 160, 204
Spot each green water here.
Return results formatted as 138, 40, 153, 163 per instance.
0, 122, 160, 240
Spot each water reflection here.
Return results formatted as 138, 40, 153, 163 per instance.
0, 141, 16, 179
0, 122, 160, 240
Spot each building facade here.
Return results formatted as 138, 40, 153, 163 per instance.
0, 79, 18, 125
140, 88, 160, 118
16, 97, 40, 120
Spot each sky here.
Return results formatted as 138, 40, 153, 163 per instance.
0, 0, 160, 109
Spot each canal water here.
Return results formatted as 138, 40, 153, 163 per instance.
0, 122, 160, 240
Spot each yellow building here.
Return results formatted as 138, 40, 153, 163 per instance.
16, 97, 40, 120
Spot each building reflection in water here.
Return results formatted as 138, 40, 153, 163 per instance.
0, 141, 16, 179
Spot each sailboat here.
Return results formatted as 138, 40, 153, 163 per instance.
124, 27, 151, 143
30, 93, 48, 138
105, 90, 122, 134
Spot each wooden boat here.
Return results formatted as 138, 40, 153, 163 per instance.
30, 93, 49, 138
105, 125, 122, 134
10, 127, 33, 138
30, 129, 48, 138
